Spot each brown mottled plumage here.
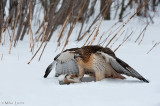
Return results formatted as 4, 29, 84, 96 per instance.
75, 45, 116, 62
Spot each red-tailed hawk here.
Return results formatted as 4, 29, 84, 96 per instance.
44, 45, 149, 84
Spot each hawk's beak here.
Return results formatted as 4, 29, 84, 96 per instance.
74, 55, 76, 59
74, 55, 78, 59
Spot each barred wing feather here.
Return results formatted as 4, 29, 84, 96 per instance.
109, 58, 149, 83
55, 59, 79, 77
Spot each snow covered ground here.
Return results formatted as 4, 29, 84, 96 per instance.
1, 14, 160, 106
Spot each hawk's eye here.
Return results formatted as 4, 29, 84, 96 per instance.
74, 53, 81, 57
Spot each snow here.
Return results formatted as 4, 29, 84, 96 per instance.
1, 4, 160, 106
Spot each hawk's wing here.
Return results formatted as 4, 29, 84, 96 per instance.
55, 59, 79, 77
44, 61, 56, 78
109, 57, 149, 83
98, 47, 149, 83
44, 50, 79, 78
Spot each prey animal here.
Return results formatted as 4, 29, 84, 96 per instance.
44, 45, 149, 84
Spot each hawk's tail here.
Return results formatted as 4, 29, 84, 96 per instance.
110, 58, 149, 83
44, 61, 56, 78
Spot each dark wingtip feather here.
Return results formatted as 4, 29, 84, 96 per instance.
126, 67, 149, 83
44, 65, 52, 78
140, 77, 149, 83
44, 73, 48, 78
44, 62, 55, 78
115, 58, 149, 83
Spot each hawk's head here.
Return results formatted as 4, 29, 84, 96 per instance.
73, 45, 109, 63
73, 50, 83, 61
73, 48, 92, 63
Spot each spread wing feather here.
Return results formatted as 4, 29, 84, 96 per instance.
109, 58, 149, 83
44, 61, 56, 78
44, 50, 79, 78
55, 59, 79, 77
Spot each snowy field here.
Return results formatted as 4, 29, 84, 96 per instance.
1, 17, 160, 106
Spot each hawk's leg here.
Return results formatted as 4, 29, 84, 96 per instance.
95, 71, 105, 81
110, 71, 126, 79
78, 65, 85, 80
